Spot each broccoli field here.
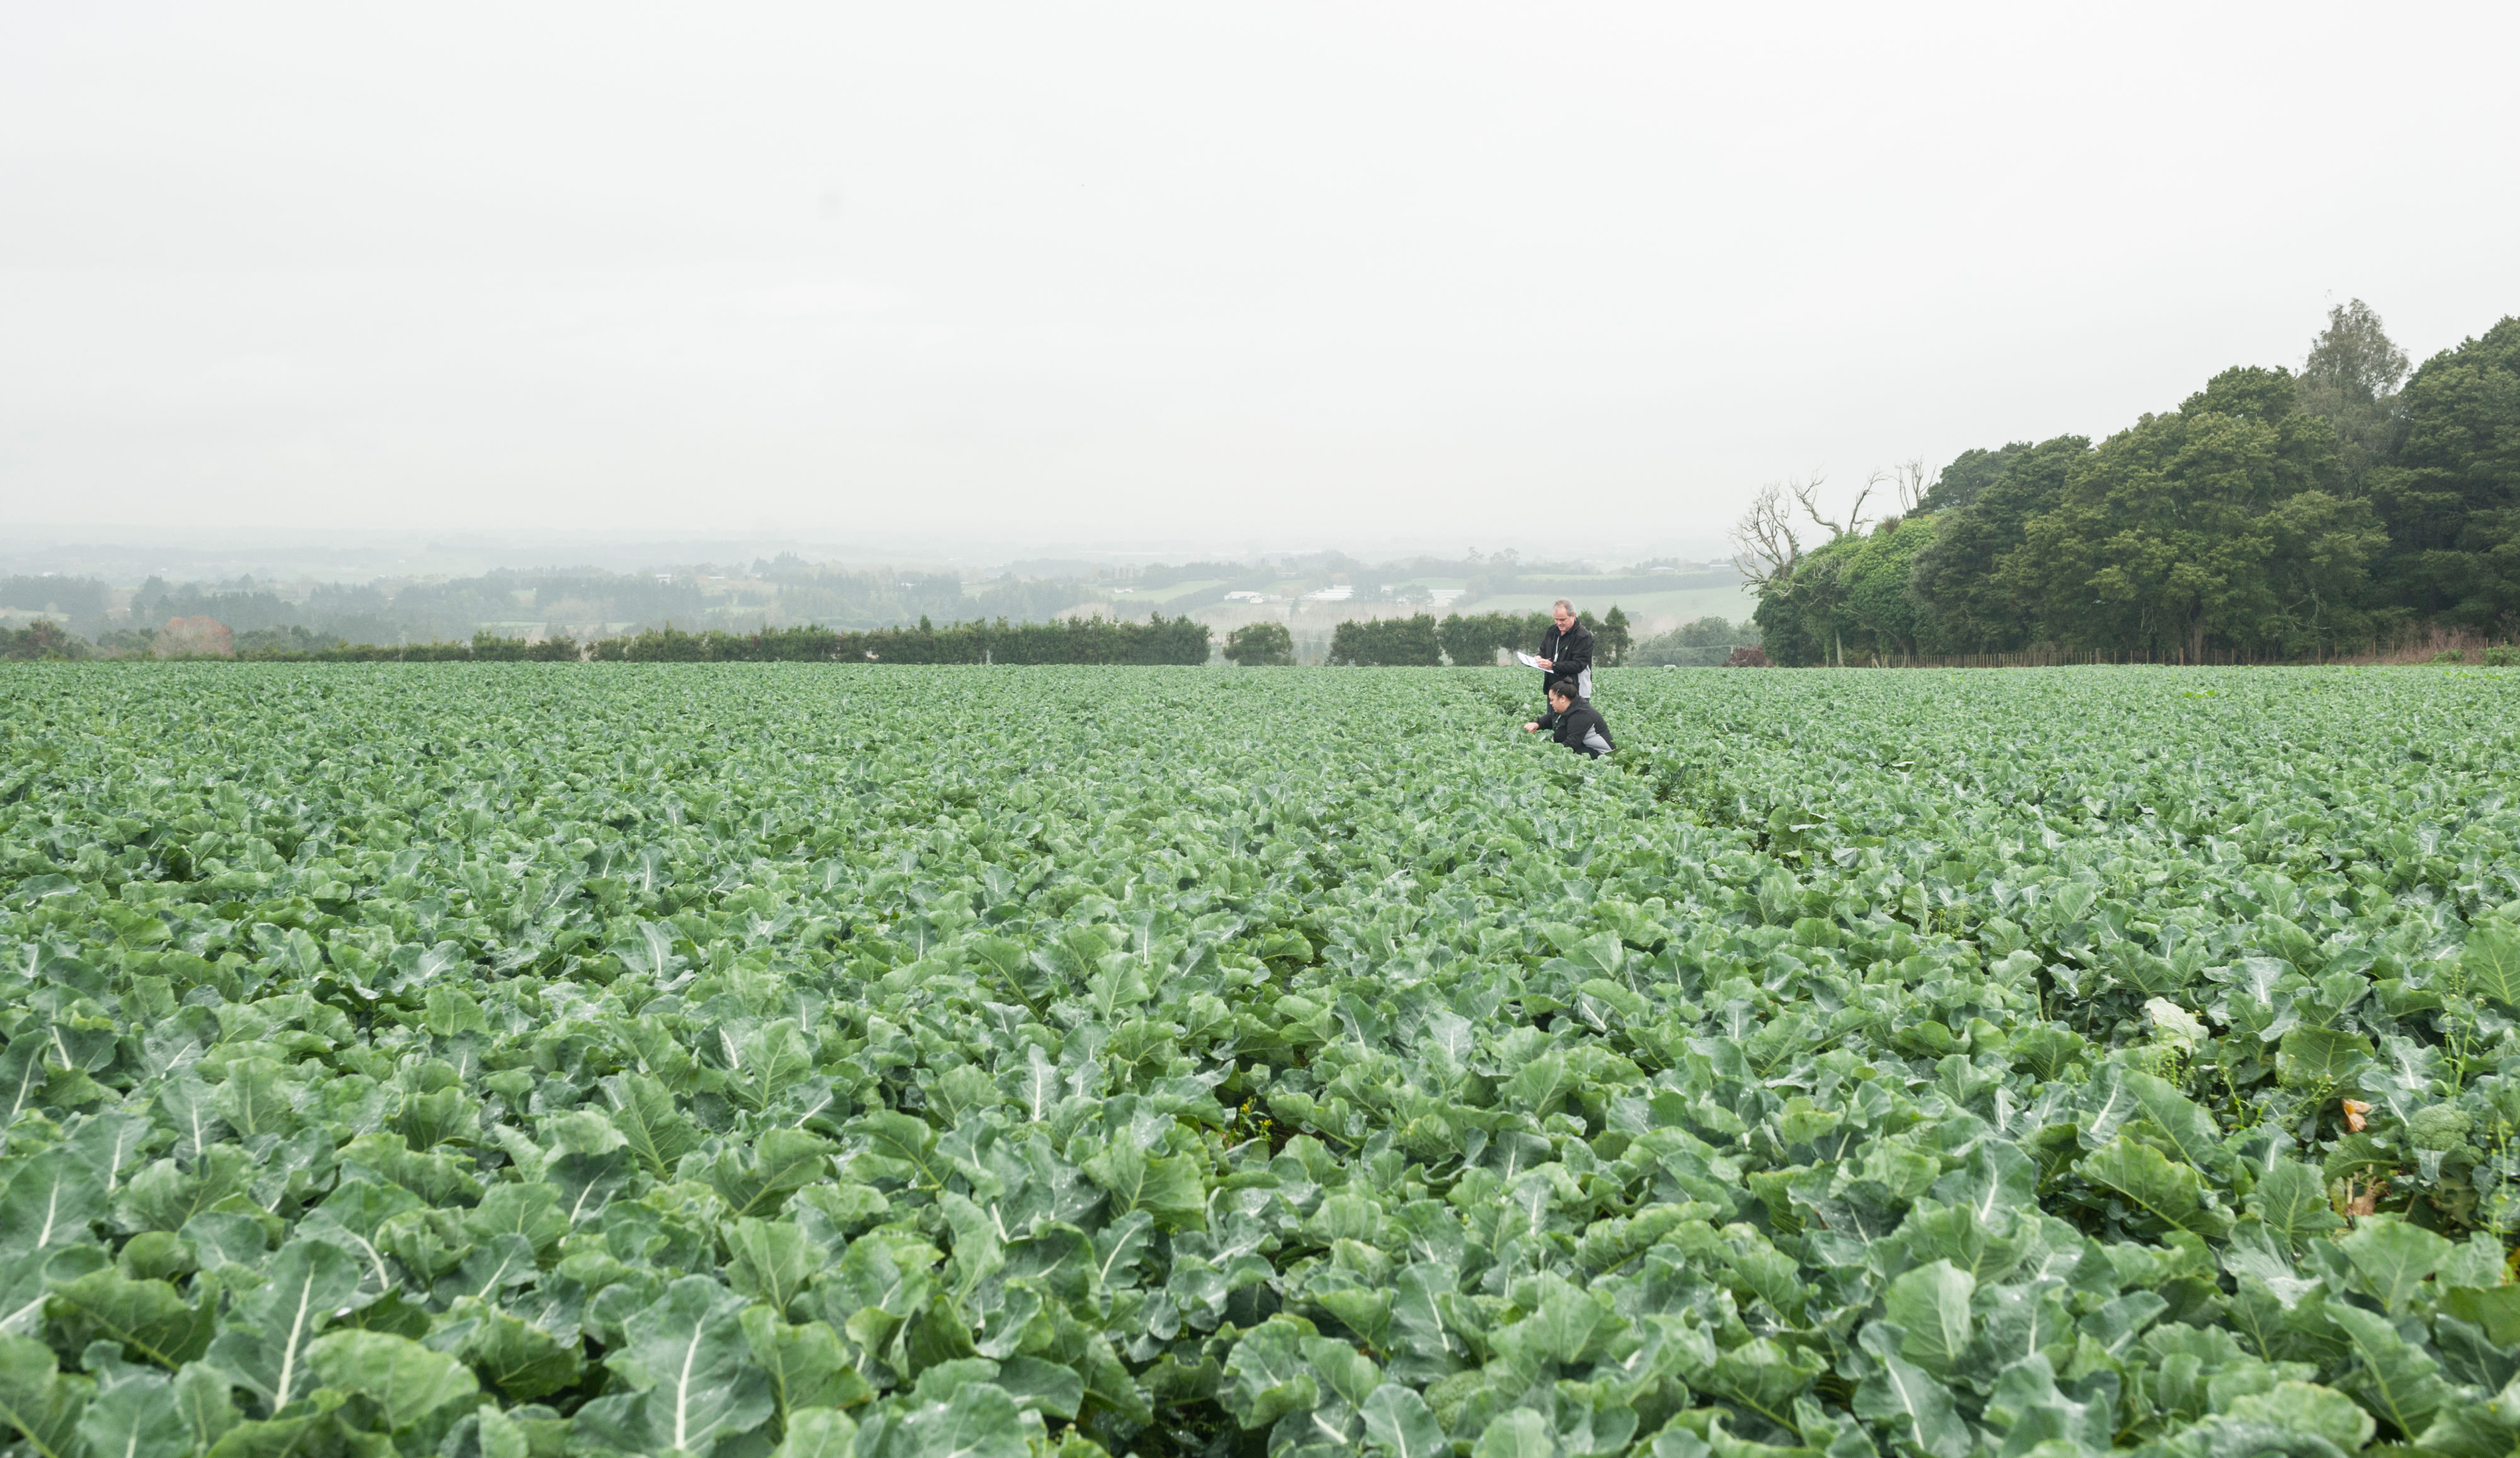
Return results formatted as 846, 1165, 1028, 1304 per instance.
3, 663, 2520, 1458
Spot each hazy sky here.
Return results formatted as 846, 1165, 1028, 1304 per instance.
4, 1, 2514, 555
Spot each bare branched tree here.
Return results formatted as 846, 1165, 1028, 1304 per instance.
1730, 482, 1803, 591
1891, 457, 1937, 514
1790, 472, 1869, 540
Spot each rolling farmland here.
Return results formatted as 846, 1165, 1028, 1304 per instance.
1, 663, 2517, 1458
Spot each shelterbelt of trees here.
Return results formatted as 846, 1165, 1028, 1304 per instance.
3, 609, 1765, 668
1745, 305, 2520, 665
1312, 608, 1635, 668
583, 615, 1217, 664
8, 610, 1644, 670
0, 615, 1217, 665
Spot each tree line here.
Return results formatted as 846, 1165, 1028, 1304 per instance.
2, 615, 1215, 665
1742, 304, 2520, 665
3, 551, 1728, 651
1241, 607, 1636, 666
594, 615, 1213, 664
7, 604, 1754, 669
0, 564, 1096, 646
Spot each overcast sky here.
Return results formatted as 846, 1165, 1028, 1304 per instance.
4, 1, 2514, 557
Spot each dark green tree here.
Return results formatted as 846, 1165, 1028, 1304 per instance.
1840, 515, 1942, 661
1436, 612, 1543, 665
1908, 435, 2088, 651
1222, 621, 1295, 666
1751, 533, 1862, 666
1436, 613, 1498, 666
2294, 298, 2410, 487
2364, 316, 2520, 629
1916, 443, 2029, 514
1328, 615, 1442, 666
2008, 366, 2379, 658
0, 620, 82, 660
1596, 605, 1632, 666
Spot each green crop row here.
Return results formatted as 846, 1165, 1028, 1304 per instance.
0, 664, 2514, 1458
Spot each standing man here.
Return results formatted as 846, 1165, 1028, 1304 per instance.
1534, 600, 1594, 700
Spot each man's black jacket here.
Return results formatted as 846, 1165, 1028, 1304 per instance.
1536, 698, 1615, 757
1539, 619, 1595, 695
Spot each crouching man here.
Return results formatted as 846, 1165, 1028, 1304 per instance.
1523, 677, 1614, 758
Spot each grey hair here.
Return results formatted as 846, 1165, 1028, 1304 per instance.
1552, 598, 1576, 615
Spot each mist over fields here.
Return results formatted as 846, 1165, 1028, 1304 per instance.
0, 532, 1756, 664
